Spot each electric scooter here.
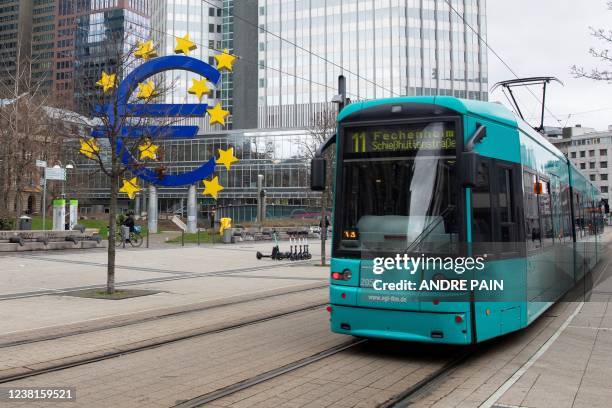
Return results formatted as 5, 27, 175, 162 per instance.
256, 231, 283, 260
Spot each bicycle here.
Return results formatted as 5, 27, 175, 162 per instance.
114, 225, 144, 247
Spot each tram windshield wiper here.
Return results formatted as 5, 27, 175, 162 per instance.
403, 204, 456, 254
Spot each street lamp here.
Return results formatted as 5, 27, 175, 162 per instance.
52, 161, 76, 198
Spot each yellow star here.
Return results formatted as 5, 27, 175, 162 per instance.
187, 77, 210, 101
138, 139, 159, 161
202, 176, 224, 200
216, 147, 238, 171
137, 80, 158, 100
79, 138, 100, 160
214, 48, 236, 72
96, 71, 116, 93
207, 103, 230, 126
119, 177, 141, 200
174, 33, 197, 55
134, 40, 157, 60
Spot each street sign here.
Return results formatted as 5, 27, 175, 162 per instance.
45, 167, 66, 181
36, 160, 47, 168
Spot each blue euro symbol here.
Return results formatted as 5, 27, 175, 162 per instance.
93, 55, 222, 187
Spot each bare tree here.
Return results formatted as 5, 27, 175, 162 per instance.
0, 53, 76, 219
73, 32, 180, 294
299, 106, 337, 266
572, 1, 612, 81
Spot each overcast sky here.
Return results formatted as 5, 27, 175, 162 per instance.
487, 1, 612, 131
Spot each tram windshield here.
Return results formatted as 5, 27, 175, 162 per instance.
336, 121, 459, 256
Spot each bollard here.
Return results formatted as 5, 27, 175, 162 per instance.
146, 228, 149, 248
181, 230, 185, 247
197, 228, 200, 246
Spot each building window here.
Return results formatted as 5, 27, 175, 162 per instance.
571, 152, 576, 158
602, 174, 608, 181
580, 163, 586, 170
208, 40, 214, 49
209, 7, 215, 16
602, 186, 609, 193
601, 149, 608, 156
601, 161, 608, 169
580, 151, 585, 158
590, 174, 596, 181
209, 24, 214, 33
590, 162, 596, 169
589, 150, 595, 157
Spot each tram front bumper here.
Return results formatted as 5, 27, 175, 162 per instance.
330, 304, 472, 344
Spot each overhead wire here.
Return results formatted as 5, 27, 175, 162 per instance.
443, 0, 563, 126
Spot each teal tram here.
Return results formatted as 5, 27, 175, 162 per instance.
310, 96, 604, 344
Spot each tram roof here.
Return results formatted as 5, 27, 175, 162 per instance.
338, 96, 518, 128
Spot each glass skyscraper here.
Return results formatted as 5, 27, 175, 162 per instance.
150, 0, 226, 132
257, 0, 488, 128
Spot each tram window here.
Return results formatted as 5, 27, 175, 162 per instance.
472, 162, 492, 243
538, 180, 554, 247
560, 185, 573, 242
523, 172, 541, 250
498, 167, 515, 243
574, 193, 584, 240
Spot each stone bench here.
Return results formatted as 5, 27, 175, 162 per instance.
0, 230, 105, 252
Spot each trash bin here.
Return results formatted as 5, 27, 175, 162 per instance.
222, 228, 233, 244
19, 216, 32, 230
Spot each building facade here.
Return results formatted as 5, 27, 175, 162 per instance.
71, 1, 151, 111
548, 125, 612, 212
257, 0, 488, 128
65, 128, 320, 222
0, 0, 32, 94
150, 0, 226, 133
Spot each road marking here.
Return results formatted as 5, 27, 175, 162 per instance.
568, 325, 612, 331
479, 301, 584, 408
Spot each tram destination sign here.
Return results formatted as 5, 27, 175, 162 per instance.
344, 121, 456, 155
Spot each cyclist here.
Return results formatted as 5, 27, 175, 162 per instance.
122, 212, 135, 243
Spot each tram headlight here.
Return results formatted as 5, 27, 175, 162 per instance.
331, 269, 352, 281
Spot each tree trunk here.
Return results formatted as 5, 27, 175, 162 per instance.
320, 191, 327, 266
107, 172, 118, 294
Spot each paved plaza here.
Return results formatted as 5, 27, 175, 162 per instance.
0, 238, 611, 407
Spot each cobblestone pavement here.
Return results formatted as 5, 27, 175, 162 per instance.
2, 237, 612, 407
2, 309, 346, 408
0, 241, 329, 333
0, 286, 327, 379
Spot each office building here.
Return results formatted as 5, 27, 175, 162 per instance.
257, 0, 489, 128
72, 1, 151, 111
65, 127, 320, 222
0, 0, 32, 94
548, 125, 612, 211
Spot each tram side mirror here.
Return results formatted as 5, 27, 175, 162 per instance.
311, 157, 327, 191
460, 151, 479, 188
461, 125, 487, 188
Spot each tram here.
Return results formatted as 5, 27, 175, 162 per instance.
311, 96, 603, 344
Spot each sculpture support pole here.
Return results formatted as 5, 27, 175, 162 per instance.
187, 184, 197, 233
148, 185, 158, 234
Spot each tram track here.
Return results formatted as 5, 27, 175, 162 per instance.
0, 301, 329, 385
0, 284, 327, 349
0, 258, 322, 301
172, 339, 368, 408
377, 350, 475, 408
